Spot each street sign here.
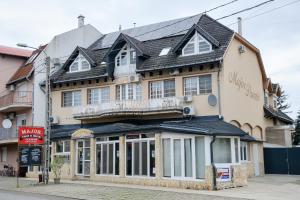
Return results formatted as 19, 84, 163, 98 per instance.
19, 146, 42, 166
18, 126, 44, 145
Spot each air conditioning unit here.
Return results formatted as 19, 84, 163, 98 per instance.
50, 115, 59, 124
9, 85, 15, 91
128, 75, 141, 82
239, 45, 245, 53
169, 68, 179, 76
183, 106, 195, 116
183, 95, 193, 103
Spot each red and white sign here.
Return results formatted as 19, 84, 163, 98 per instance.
18, 126, 44, 145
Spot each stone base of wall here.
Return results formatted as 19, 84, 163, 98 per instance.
26, 165, 248, 191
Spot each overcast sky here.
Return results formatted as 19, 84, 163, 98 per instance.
1, 0, 299, 118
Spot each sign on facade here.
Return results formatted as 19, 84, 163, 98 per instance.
216, 167, 231, 182
18, 126, 44, 145
19, 146, 42, 166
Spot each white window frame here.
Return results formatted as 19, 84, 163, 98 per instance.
116, 83, 141, 101
62, 90, 81, 107
115, 44, 136, 67
240, 141, 248, 162
88, 87, 110, 104
213, 137, 240, 165
1, 147, 7, 162
161, 133, 206, 181
95, 137, 120, 176
55, 140, 70, 155
69, 54, 91, 73
182, 32, 212, 56
149, 79, 175, 99
264, 91, 269, 107
125, 134, 155, 178
184, 74, 212, 96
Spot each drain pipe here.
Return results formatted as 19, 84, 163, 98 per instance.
210, 135, 217, 190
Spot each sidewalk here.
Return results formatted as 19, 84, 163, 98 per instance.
0, 175, 300, 200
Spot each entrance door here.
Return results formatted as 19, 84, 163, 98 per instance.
76, 139, 91, 176
253, 143, 260, 176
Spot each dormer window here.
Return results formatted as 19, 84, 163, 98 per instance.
182, 32, 212, 56
69, 54, 91, 73
115, 45, 136, 67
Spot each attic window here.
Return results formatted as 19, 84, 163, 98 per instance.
69, 54, 91, 73
115, 44, 136, 67
159, 47, 171, 56
182, 32, 212, 56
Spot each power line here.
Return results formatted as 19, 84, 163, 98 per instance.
216, 0, 275, 20
227, 0, 300, 26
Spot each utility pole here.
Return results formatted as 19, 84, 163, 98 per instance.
44, 56, 51, 184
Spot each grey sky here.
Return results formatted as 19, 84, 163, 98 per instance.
1, 0, 299, 118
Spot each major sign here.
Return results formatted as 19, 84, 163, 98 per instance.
18, 126, 44, 145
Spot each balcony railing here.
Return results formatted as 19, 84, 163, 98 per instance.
73, 97, 184, 119
0, 128, 17, 141
0, 91, 32, 112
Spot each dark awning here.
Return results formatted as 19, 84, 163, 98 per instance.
51, 116, 247, 140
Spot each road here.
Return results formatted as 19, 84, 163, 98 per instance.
0, 189, 78, 200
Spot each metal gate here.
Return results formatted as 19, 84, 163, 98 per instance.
264, 147, 300, 175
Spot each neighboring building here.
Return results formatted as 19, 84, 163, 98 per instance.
27, 14, 292, 190
263, 81, 294, 147
0, 45, 32, 176
32, 15, 102, 127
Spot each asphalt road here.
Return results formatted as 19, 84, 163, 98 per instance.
0, 189, 78, 200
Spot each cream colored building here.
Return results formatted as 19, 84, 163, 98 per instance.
27, 14, 293, 190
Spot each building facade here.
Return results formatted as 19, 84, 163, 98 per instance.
0, 45, 32, 176
27, 14, 293, 190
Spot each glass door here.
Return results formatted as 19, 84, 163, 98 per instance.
76, 139, 90, 176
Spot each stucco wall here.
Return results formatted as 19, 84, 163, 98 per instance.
221, 37, 266, 141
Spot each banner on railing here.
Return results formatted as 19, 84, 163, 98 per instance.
18, 126, 44, 145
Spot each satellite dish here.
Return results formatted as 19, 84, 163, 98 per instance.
2, 119, 12, 129
208, 94, 217, 106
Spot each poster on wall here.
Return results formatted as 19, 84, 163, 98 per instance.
18, 126, 44, 145
19, 147, 42, 166
216, 167, 231, 182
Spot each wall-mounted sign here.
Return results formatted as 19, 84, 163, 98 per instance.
18, 126, 44, 145
228, 71, 260, 101
216, 167, 231, 182
19, 147, 42, 166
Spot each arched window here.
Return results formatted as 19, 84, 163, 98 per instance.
182, 32, 212, 56
69, 54, 91, 73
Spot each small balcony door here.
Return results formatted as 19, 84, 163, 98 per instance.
76, 139, 91, 176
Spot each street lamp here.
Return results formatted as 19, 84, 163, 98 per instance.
17, 43, 51, 184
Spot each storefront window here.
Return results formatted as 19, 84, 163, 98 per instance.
213, 138, 231, 163
162, 135, 205, 179
240, 141, 248, 161
56, 140, 70, 154
126, 134, 155, 177
96, 136, 119, 175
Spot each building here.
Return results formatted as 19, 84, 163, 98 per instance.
32, 15, 102, 128
29, 14, 292, 190
0, 45, 32, 176
263, 81, 294, 147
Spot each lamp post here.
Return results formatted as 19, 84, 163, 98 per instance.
17, 43, 51, 184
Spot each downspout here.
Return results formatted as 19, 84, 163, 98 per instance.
217, 61, 222, 116
210, 135, 217, 190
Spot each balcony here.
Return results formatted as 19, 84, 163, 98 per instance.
73, 97, 184, 120
0, 91, 32, 112
0, 128, 17, 144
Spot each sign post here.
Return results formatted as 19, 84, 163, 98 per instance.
18, 126, 44, 187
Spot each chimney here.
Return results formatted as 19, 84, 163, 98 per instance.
237, 17, 242, 35
78, 15, 85, 28
119, 25, 122, 31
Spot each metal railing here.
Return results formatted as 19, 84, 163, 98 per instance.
0, 128, 17, 140
73, 97, 184, 118
0, 91, 32, 109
